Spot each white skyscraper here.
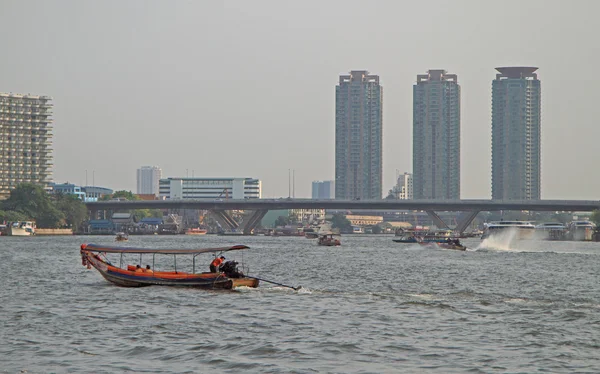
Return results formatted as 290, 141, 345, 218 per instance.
136, 166, 162, 196
398, 172, 413, 200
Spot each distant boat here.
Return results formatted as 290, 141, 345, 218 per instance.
185, 228, 208, 235
115, 232, 128, 241
6, 221, 36, 236
534, 222, 567, 240
567, 221, 595, 241
437, 241, 467, 251
318, 233, 341, 246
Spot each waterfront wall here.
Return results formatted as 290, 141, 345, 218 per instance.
36, 229, 74, 236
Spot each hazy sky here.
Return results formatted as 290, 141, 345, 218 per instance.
2, 0, 599, 199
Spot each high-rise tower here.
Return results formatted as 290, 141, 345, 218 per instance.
412, 70, 461, 200
335, 70, 383, 200
0, 93, 53, 199
136, 166, 162, 196
491, 67, 541, 200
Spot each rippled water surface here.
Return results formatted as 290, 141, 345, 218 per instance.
1, 235, 600, 373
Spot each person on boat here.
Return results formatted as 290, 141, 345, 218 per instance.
209, 256, 226, 273
145, 265, 153, 274
135, 264, 144, 273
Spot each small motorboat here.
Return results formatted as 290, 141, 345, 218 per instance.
305, 232, 319, 239
185, 228, 208, 235
318, 233, 341, 246
115, 232, 128, 241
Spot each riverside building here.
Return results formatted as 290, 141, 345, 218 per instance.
0, 93, 53, 199
136, 166, 162, 196
491, 67, 541, 200
158, 177, 261, 200
397, 172, 413, 200
335, 70, 383, 200
312, 180, 335, 199
412, 70, 461, 200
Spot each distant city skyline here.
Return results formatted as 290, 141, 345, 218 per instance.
2, 1, 599, 200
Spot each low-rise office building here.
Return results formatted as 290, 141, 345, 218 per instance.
50, 182, 86, 200
159, 177, 261, 200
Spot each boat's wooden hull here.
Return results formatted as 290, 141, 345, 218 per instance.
82, 251, 259, 289
437, 243, 467, 251
318, 240, 341, 246
393, 238, 448, 243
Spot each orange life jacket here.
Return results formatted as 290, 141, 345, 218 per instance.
211, 258, 224, 267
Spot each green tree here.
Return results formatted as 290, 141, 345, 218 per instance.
54, 193, 88, 231
0, 209, 28, 223
2, 183, 65, 228
274, 215, 289, 227
132, 209, 163, 220
100, 190, 139, 201
370, 225, 382, 234
331, 213, 352, 233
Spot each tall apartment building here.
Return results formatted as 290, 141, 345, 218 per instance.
159, 177, 261, 199
0, 93, 53, 199
412, 70, 461, 200
335, 70, 383, 200
136, 166, 162, 196
491, 67, 541, 200
312, 180, 335, 199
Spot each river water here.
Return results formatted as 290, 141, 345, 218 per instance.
1, 234, 599, 373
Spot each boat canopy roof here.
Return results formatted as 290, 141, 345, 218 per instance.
81, 243, 250, 255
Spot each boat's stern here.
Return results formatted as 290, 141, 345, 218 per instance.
228, 277, 260, 289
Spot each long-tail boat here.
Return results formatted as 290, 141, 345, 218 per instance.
80, 243, 259, 289
437, 242, 467, 251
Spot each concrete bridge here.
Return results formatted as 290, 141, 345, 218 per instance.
86, 199, 600, 235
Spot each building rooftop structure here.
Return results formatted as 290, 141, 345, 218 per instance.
495, 67, 538, 79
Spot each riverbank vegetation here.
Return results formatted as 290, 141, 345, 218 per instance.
0, 183, 87, 230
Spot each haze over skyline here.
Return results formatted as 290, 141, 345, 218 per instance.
2, 0, 599, 199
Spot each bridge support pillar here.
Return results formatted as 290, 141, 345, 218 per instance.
210, 210, 239, 231
426, 210, 450, 229
455, 210, 481, 234
239, 210, 268, 235
89, 209, 99, 221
